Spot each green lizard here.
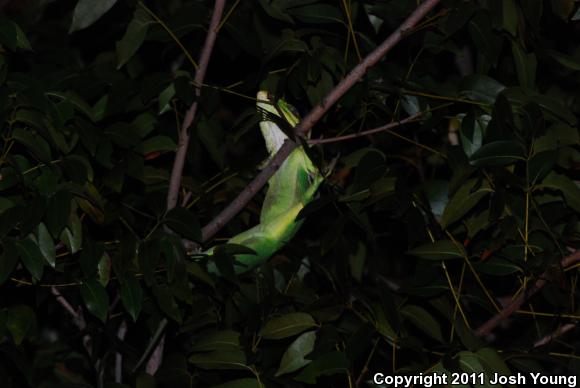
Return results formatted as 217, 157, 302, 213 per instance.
206, 91, 323, 274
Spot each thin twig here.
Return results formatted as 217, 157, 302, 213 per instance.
201, 0, 442, 242
475, 250, 580, 337
115, 320, 128, 383
166, 0, 226, 210
308, 113, 424, 145
158, 0, 226, 375
51, 286, 92, 355
132, 318, 168, 374
533, 323, 576, 348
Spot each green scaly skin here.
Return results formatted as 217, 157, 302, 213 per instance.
206, 91, 323, 274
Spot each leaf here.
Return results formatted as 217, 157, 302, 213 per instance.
546, 49, 580, 71
116, 8, 155, 69
36, 223, 55, 268
260, 312, 317, 340
551, 0, 575, 20
164, 207, 202, 242
502, 0, 518, 36
407, 240, 465, 260
59, 213, 83, 254
294, 351, 348, 384
476, 348, 511, 376
441, 180, 493, 227
511, 42, 537, 88
70, 0, 119, 32
81, 278, 109, 323
276, 331, 316, 376
135, 135, 177, 155
0, 241, 18, 285
45, 191, 73, 237
0, 18, 32, 51
459, 114, 489, 158
541, 172, 580, 212
188, 349, 248, 370
153, 284, 182, 323
6, 305, 36, 345
97, 252, 111, 286
459, 75, 505, 104
400, 305, 444, 343
190, 330, 241, 352
12, 128, 52, 163
16, 238, 44, 281
290, 4, 344, 24
120, 274, 143, 322
469, 140, 526, 167
528, 150, 557, 184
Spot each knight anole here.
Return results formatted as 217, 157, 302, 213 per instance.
206, 91, 323, 274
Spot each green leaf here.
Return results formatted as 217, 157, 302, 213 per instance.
80, 240, 105, 277
164, 207, 202, 242
276, 331, 316, 376
16, 238, 44, 281
135, 135, 176, 155
551, 0, 575, 20
511, 42, 537, 88
70, 0, 119, 32
441, 180, 493, 227
59, 213, 82, 254
294, 351, 348, 384
97, 252, 111, 286
407, 240, 465, 260
459, 114, 489, 158
188, 349, 248, 370
190, 330, 241, 352
6, 305, 36, 345
211, 379, 260, 388
459, 75, 505, 104
116, 8, 155, 69
528, 150, 557, 185
260, 312, 317, 340
81, 278, 109, 323
469, 140, 526, 167
541, 172, 580, 212
153, 284, 182, 323
546, 49, 580, 71
45, 191, 73, 237
36, 223, 55, 268
0, 241, 18, 285
0, 18, 32, 51
120, 274, 143, 322
476, 348, 511, 376
158, 83, 175, 114
401, 305, 444, 343
12, 128, 52, 163
290, 4, 344, 24
502, 0, 518, 36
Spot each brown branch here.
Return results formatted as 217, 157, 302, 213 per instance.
51, 286, 93, 355
166, 0, 226, 210
475, 249, 580, 337
533, 323, 576, 348
201, 0, 442, 242
154, 0, 226, 376
308, 113, 422, 145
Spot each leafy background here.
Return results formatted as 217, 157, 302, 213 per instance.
1, 0, 580, 387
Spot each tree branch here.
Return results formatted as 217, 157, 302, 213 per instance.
166, 0, 226, 210
308, 112, 422, 145
201, 0, 442, 242
475, 249, 580, 337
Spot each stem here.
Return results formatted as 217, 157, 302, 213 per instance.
166, 0, 226, 210
201, 0, 442, 242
